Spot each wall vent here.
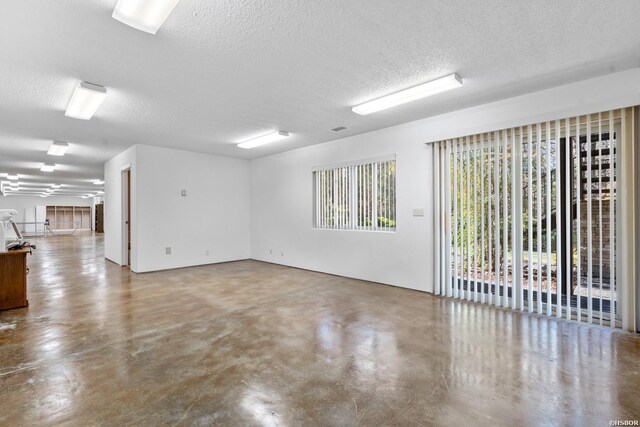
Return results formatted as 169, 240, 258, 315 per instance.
331, 126, 347, 132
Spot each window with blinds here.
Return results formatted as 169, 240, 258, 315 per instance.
432, 108, 638, 330
313, 157, 396, 231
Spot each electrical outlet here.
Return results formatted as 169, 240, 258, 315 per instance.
181, 189, 187, 197
165, 247, 171, 255
269, 249, 273, 255
205, 249, 210, 256
280, 250, 284, 256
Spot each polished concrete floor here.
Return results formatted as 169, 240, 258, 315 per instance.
0, 233, 639, 426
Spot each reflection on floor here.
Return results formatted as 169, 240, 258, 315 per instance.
0, 233, 639, 425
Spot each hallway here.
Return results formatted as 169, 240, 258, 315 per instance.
0, 233, 639, 425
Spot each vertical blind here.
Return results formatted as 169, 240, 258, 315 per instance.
313, 157, 396, 231
432, 108, 637, 330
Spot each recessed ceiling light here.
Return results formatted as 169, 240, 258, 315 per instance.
7, 174, 18, 181
93, 180, 105, 185
41, 163, 56, 172
352, 73, 463, 115
238, 131, 289, 149
48, 141, 70, 156
65, 82, 107, 120
112, 0, 182, 34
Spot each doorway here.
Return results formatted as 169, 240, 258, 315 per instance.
122, 168, 131, 267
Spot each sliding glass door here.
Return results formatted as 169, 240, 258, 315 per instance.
432, 108, 637, 329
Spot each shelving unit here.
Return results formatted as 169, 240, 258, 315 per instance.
45, 206, 92, 230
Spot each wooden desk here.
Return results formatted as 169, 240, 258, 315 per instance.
0, 248, 31, 310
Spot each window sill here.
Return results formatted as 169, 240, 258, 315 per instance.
312, 228, 396, 234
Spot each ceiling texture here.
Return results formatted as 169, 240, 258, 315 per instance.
1, 0, 640, 195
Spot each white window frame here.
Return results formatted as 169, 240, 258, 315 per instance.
312, 155, 396, 232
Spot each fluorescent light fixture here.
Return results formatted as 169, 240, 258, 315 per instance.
96, 191, 105, 195
40, 194, 48, 198
238, 131, 289, 149
48, 141, 70, 156
112, 0, 182, 34
51, 184, 62, 189
41, 163, 56, 172
93, 180, 105, 185
352, 73, 463, 115
46, 189, 55, 193
65, 82, 107, 120
7, 174, 18, 181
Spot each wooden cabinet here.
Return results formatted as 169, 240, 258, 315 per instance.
0, 248, 30, 311
95, 203, 104, 233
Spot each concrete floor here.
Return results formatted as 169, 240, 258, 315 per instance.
0, 233, 639, 426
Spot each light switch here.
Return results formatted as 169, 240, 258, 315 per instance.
181, 189, 187, 197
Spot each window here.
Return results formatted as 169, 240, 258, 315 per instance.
431, 108, 638, 329
313, 157, 396, 231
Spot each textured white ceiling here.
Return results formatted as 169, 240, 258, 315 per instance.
1, 0, 640, 192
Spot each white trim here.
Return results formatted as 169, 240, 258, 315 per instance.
312, 154, 396, 172
433, 142, 441, 295
545, 121, 552, 317
565, 117, 572, 320
619, 108, 638, 331
121, 167, 130, 268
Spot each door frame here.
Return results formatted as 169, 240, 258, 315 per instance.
121, 166, 131, 267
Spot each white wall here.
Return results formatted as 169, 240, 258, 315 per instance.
134, 145, 250, 272
104, 146, 136, 266
104, 144, 251, 273
101, 69, 640, 285
250, 68, 640, 293
251, 138, 431, 291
